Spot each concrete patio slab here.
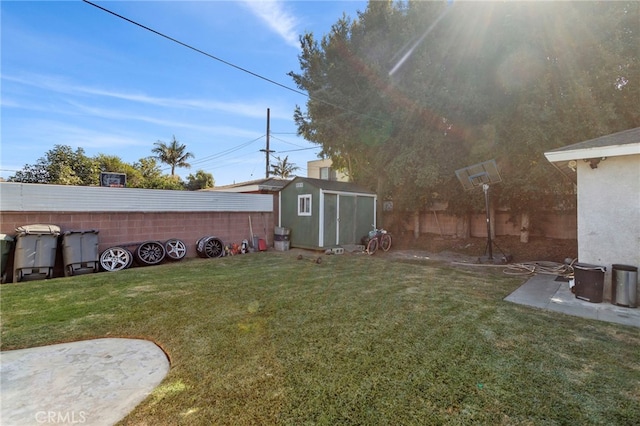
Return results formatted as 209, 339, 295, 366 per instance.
505, 273, 640, 328
0, 338, 169, 426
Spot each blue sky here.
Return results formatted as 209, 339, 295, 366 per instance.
1, 0, 368, 186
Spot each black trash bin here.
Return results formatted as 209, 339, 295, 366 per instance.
1, 234, 14, 283
62, 230, 100, 276
611, 264, 638, 308
573, 262, 606, 303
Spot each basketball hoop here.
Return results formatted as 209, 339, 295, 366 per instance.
455, 160, 510, 264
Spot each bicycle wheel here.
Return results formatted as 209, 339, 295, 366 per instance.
381, 233, 392, 252
366, 238, 378, 255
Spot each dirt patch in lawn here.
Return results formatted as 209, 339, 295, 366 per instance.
279, 234, 577, 266
393, 234, 578, 264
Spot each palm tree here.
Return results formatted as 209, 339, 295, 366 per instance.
269, 155, 300, 178
151, 136, 194, 176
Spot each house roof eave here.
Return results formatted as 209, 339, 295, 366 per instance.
544, 143, 640, 163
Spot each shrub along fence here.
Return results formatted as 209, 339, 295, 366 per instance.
400, 208, 577, 240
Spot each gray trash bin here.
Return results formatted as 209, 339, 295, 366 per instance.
573, 262, 606, 303
13, 224, 61, 282
62, 230, 100, 276
1, 234, 14, 283
611, 264, 638, 308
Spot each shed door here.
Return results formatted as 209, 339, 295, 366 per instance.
323, 193, 337, 247
338, 195, 357, 245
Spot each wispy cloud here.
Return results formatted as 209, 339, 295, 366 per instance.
1, 73, 287, 119
240, 0, 300, 48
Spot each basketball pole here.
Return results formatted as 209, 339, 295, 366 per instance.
483, 183, 493, 261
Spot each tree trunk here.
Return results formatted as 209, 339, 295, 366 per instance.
413, 210, 420, 239
520, 212, 530, 243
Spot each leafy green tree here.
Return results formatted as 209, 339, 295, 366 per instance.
186, 170, 214, 190
10, 145, 98, 185
151, 136, 194, 176
269, 156, 299, 178
290, 0, 639, 233
131, 157, 184, 190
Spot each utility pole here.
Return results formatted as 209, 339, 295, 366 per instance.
260, 108, 274, 178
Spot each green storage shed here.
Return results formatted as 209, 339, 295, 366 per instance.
279, 177, 377, 250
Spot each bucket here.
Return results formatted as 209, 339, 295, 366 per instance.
274, 227, 290, 242
274, 227, 290, 251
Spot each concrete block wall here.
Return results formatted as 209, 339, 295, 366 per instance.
0, 211, 274, 280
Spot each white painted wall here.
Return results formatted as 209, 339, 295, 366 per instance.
577, 154, 640, 301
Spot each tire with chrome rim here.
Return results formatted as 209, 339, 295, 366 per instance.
100, 247, 133, 272
136, 241, 166, 265
196, 236, 224, 258
165, 238, 187, 260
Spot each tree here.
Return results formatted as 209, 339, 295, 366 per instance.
10, 145, 97, 185
186, 170, 214, 190
151, 136, 194, 176
269, 156, 299, 178
290, 0, 639, 233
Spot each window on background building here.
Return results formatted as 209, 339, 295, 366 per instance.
320, 167, 333, 180
298, 194, 312, 216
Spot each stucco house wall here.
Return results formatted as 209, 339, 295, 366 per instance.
577, 154, 639, 270
545, 127, 640, 303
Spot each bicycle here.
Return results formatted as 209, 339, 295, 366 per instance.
365, 226, 392, 255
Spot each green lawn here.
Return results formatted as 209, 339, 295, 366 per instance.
1, 251, 638, 425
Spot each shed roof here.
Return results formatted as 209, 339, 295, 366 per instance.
283, 177, 376, 195
205, 177, 290, 193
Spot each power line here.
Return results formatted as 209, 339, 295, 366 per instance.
277, 147, 319, 154
81, 0, 387, 125
158, 135, 264, 173
189, 136, 264, 166
268, 134, 307, 149
82, 1, 307, 98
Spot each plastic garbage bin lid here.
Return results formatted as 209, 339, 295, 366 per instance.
574, 262, 606, 272
15, 224, 61, 236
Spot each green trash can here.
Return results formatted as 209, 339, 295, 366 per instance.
13, 224, 61, 283
62, 230, 100, 276
1, 234, 14, 283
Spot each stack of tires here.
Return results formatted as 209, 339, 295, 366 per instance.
196, 236, 224, 258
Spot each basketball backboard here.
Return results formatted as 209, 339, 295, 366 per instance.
455, 159, 502, 191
